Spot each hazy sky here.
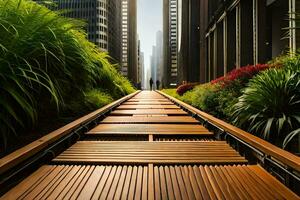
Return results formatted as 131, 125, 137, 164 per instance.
137, 0, 162, 75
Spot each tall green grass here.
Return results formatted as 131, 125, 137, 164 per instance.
0, 0, 134, 151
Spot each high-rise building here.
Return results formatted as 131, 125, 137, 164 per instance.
137, 39, 145, 89
202, 0, 300, 82
155, 31, 163, 85
150, 46, 157, 83
163, 0, 178, 87
121, 0, 138, 86
177, 0, 200, 83
140, 52, 145, 89
44, 0, 122, 64
149, 31, 163, 88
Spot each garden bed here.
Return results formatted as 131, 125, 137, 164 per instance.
163, 54, 300, 154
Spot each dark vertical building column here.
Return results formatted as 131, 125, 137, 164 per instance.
209, 32, 215, 81
216, 21, 224, 77
256, 0, 267, 63
177, 0, 189, 83
188, 0, 200, 82
240, 0, 254, 66
199, 0, 208, 83
296, 0, 300, 49
128, 0, 138, 86
163, 0, 170, 87
226, 9, 236, 71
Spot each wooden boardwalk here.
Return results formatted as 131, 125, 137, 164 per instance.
1, 91, 299, 199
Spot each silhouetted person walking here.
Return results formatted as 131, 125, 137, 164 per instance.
149, 78, 153, 90
156, 80, 160, 90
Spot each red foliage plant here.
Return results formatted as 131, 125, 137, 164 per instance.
211, 64, 270, 86
176, 82, 198, 96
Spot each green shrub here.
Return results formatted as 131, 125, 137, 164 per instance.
161, 89, 180, 99
190, 83, 218, 111
84, 89, 114, 110
0, 0, 134, 150
216, 80, 244, 120
232, 67, 300, 147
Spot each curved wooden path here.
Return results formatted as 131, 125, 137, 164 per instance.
1, 91, 299, 199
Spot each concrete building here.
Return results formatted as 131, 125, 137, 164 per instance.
177, 0, 201, 83
150, 31, 163, 88
202, 0, 300, 82
150, 46, 157, 83
163, 0, 201, 86
137, 39, 145, 89
46, 0, 122, 64
156, 31, 164, 87
163, 0, 178, 87
121, 0, 138, 86
139, 52, 145, 89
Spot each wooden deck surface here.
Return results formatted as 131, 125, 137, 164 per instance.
2, 91, 298, 199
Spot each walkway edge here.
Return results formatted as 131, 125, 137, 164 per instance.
157, 90, 300, 172
0, 91, 140, 175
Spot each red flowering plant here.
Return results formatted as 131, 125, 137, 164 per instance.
211, 64, 270, 87
176, 82, 198, 96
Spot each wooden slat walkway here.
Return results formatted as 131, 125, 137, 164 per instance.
87, 124, 212, 135
116, 105, 180, 109
53, 141, 247, 164
2, 91, 299, 199
2, 164, 298, 200
101, 116, 199, 124
110, 109, 187, 116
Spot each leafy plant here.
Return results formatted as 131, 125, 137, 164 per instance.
232, 68, 300, 146
84, 89, 114, 110
176, 83, 198, 96
216, 80, 244, 120
0, 0, 134, 151
190, 83, 219, 113
211, 64, 270, 86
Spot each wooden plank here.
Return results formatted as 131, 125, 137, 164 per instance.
4, 164, 298, 199
158, 90, 300, 172
106, 166, 123, 199
154, 166, 161, 200
113, 166, 128, 199
123, 101, 174, 105
91, 166, 112, 199
99, 166, 117, 199
248, 165, 300, 200
101, 116, 199, 124
127, 98, 172, 102
148, 164, 154, 200
77, 166, 105, 199
141, 166, 148, 200
135, 166, 144, 200
110, 109, 187, 115
53, 141, 247, 164
158, 166, 169, 200
121, 166, 132, 199
116, 105, 180, 109
127, 166, 138, 200
88, 124, 210, 135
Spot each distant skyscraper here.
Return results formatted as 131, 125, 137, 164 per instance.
121, 0, 138, 86
137, 39, 144, 89
150, 46, 157, 83
140, 52, 145, 89
163, 0, 178, 87
155, 31, 163, 84
44, 0, 122, 64
150, 31, 163, 87
137, 39, 145, 89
